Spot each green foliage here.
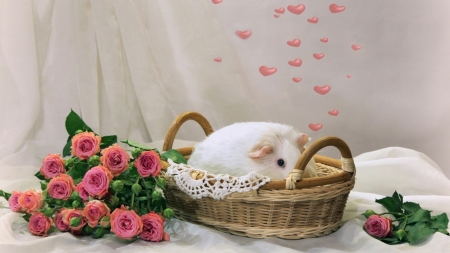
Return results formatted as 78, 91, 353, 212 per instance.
161, 149, 187, 164
120, 139, 156, 151
65, 109, 93, 136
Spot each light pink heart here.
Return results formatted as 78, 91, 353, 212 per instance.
214, 57, 222, 62
211, 0, 222, 4
320, 37, 328, 43
287, 39, 301, 47
314, 85, 330, 95
346, 74, 352, 78
309, 123, 323, 131
307, 17, 318, 23
351, 44, 362, 50
329, 4, 345, 13
287, 4, 305, 15
328, 110, 339, 116
275, 7, 285, 14
274, 14, 280, 18
313, 53, 324, 60
259, 66, 277, 76
235, 30, 252, 40
292, 77, 302, 83
288, 58, 302, 67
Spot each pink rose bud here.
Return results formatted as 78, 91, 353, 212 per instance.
76, 182, 90, 201
135, 151, 162, 178
54, 209, 70, 232
8, 191, 23, 212
47, 174, 76, 200
82, 166, 113, 198
71, 132, 101, 160
100, 144, 130, 177
364, 215, 393, 238
39, 154, 66, 179
82, 200, 111, 228
140, 212, 170, 242
110, 205, 143, 240
28, 212, 52, 236
61, 208, 86, 232
18, 190, 43, 213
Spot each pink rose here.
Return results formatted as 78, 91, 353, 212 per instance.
71, 132, 101, 160
364, 215, 393, 238
76, 182, 89, 201
110, 205, 143, 240
47, 174, 76, 200
39, 154, 66, 179
82, 200, 111, 228
100, 144, 130, 177
28, 212, 52, 236
18, 190, 43, 213
8, 191, 23, 212
54, 209, 70, 232
135, 151, 162, 177
82, 166, 113, 198
61, 208, 86, 233
140, 212, 170, 242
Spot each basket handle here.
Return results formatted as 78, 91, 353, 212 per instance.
162, 111, 214, 151
284, 136, 355, 189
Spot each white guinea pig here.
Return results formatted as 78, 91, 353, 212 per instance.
187, 122, 318, 180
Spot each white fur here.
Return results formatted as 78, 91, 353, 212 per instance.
188, 122, 318, 180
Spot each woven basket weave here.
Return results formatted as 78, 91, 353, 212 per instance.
161, 112, 356, 239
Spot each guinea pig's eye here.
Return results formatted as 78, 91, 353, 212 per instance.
277, 159, 285, 167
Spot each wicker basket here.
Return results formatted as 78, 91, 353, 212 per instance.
161, 112, 356, 239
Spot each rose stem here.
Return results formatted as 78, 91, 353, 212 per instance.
131, 177, 140, 209
142, 178, 151, 212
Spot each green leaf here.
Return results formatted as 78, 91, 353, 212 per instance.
403, 202, 421, 214
67, 162, 90, 180
120, 140, 155, 151
430, 213, 449, 230
62, 138, 72, 157
407, 209, 431, 224
65, 109, 93, 136
40, 181, 48, 191
161, 149, 187, 164
392, 191, 403, 210
437, 228, 449, 235
375, 197, 402, 216
100, 135, 118, 149
34, 171, 45, 180
379, 237, 403, 245
22, 213, 32, 222
405, 222, 437, 244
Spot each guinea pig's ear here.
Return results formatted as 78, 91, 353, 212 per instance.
297, 133, 310, 151
248, 145, 273, 158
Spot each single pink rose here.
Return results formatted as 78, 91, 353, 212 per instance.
61, 208, 86, 232
47, 174, 76, 200
28, 212, 52, 236
364, 215, 393, 238
18, 190, 43, 213
54, 209, 70, 232
76, 182, 89, 201
82, 200, 111, 228
39, 153, 66, 179
8, 191, 23, 212
140, 212, 170, 242
110, 205, 143, 240
82, 166, 113, 198
71, 132, 101, 160
135, 151, 162, 177
100, 144, 130, 177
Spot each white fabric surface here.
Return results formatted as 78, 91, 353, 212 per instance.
1, 144, 449, 253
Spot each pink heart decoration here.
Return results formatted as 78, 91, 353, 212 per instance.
314, 85, 330, 95
287, 4, 305, 15
287, 39, 301, 47
259, 66, 277, 76
212, 0, 222, 4
309, 123, 323, 131
351, 44, 362, 50
329, 4, 345, 13
274, 14, 280, 18
346, 74, 352, 78
313, 53, 324, 60
288, 58, 302, 67
320, 37, 328, 43
214, 57, 222, 62
275, 7, 285, 14
328, 110, 339, 116
235, 30, 252, 40
307, 17, 318, 23
292, 77, 302, 83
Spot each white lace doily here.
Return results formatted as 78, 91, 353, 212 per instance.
165, 160, 271, 200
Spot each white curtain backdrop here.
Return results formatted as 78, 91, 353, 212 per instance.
1, 0, 450, 178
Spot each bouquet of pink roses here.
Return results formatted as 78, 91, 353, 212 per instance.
0, 110, 185, 242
